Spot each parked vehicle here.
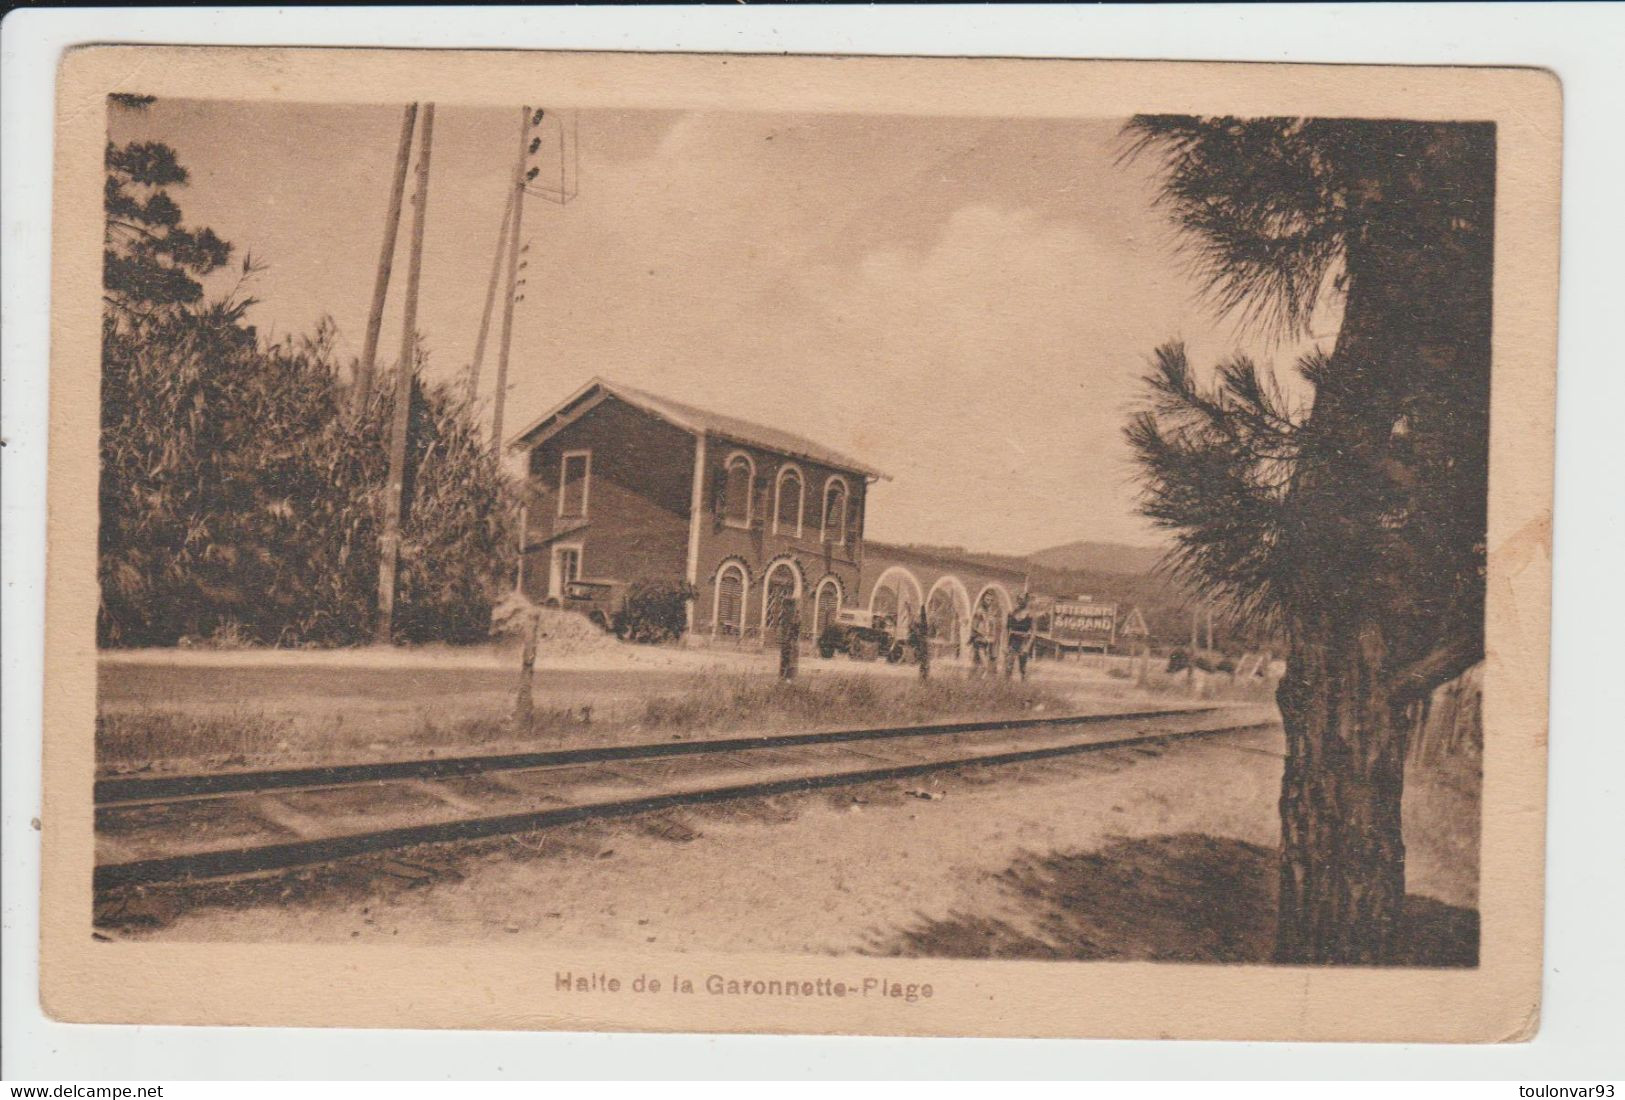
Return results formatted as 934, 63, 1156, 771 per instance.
546, 578, 627, 632
818, 608, 908, 663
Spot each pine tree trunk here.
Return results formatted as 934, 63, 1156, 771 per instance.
1275, 612, 1409, 964
1270, 124, 1492, 963
1271, 258, 1418, 963
1270, 193, 1421, 965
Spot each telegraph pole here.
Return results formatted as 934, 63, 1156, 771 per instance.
489, 105, 531, 455
354, 103, 418, 414
467, 186, 515, 402
374, 103, 435, 645
1188, 603, 1199, 692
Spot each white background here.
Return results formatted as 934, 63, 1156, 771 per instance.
4, 4, 1623, 1081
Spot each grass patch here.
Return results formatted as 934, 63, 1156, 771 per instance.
97, 710, 295, 771
96, 704, 595, 774
635, 672, 1070, 736
98, 669, 1079, 774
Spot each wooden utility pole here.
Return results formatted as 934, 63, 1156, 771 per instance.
914, 606, 931, 682
778, 596, 800, 681
490, 105, 530, 454
354, 103, 418, 415
1188, 604, 1199, 693
515, 607, 541, 726
374, 103, 435, 645
467, 186, 516, 402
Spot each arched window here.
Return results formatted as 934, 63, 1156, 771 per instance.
871, 584, 899, 626
926, 577, 972, 659
927, 589, 955, 638
822, 476, 849, 545
869, 566, 924, 634
723, 452, 754, 528
774, 465, 804, 537
761, 560, 801, 636
813, 577, 842, 636
714, 562, 748, 637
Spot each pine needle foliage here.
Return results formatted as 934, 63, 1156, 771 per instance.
1120, 116, 1494, 673
104, 116, 233, 313
1124, 342, 1306, 631
1119, 116, 1488, 342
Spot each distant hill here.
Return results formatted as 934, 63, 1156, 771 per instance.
1026, 540, 1168, 577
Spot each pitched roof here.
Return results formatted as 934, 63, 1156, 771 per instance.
509, 376, 888, 480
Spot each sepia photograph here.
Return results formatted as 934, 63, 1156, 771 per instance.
36, 48, 1561, 1042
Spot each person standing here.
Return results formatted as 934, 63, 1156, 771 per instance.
1005, 594, 1035, 681
969, 603, 994, 676
909, 604, 931, 681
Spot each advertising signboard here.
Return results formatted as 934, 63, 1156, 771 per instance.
1036, 596, 1119, 651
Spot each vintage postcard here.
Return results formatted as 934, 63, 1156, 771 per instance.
41, 47, 1559, 1041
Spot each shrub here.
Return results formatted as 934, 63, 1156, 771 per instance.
98, 307, 518, 647
612, 580, 696, 644
1164, 647, 1235, 674
97, 120, 516, 648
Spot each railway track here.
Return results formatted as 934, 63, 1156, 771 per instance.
94, 704, 1278, 891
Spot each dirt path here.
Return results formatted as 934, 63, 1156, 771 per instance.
113, 725, 1478, 964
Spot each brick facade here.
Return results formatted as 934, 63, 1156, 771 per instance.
519, 395, 693, 605
690, 439, 867, 642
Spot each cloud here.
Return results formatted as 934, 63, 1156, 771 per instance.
775, 202, 1174, 549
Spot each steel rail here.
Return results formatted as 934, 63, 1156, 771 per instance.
95, 705, 1219, 807
93, 719, 1273, 890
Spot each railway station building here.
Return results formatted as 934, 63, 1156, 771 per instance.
509, 377, 1028, 655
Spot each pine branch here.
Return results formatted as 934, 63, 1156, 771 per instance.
1390, 636, 1483, 705
1119, 115, 1347, 341
1124, 341, 1298, 631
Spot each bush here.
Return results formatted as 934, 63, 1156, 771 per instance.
98, 307, 518, 647
1164, 648, 1234, 675
612, 580, 696, 644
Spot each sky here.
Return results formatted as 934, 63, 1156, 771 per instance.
108, 99, 1336, 556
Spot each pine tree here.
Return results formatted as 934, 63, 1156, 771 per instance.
104, 94, 232, 314
1122, 117, 1494, 964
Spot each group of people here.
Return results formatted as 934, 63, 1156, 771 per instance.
968, 593, 1035, 680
